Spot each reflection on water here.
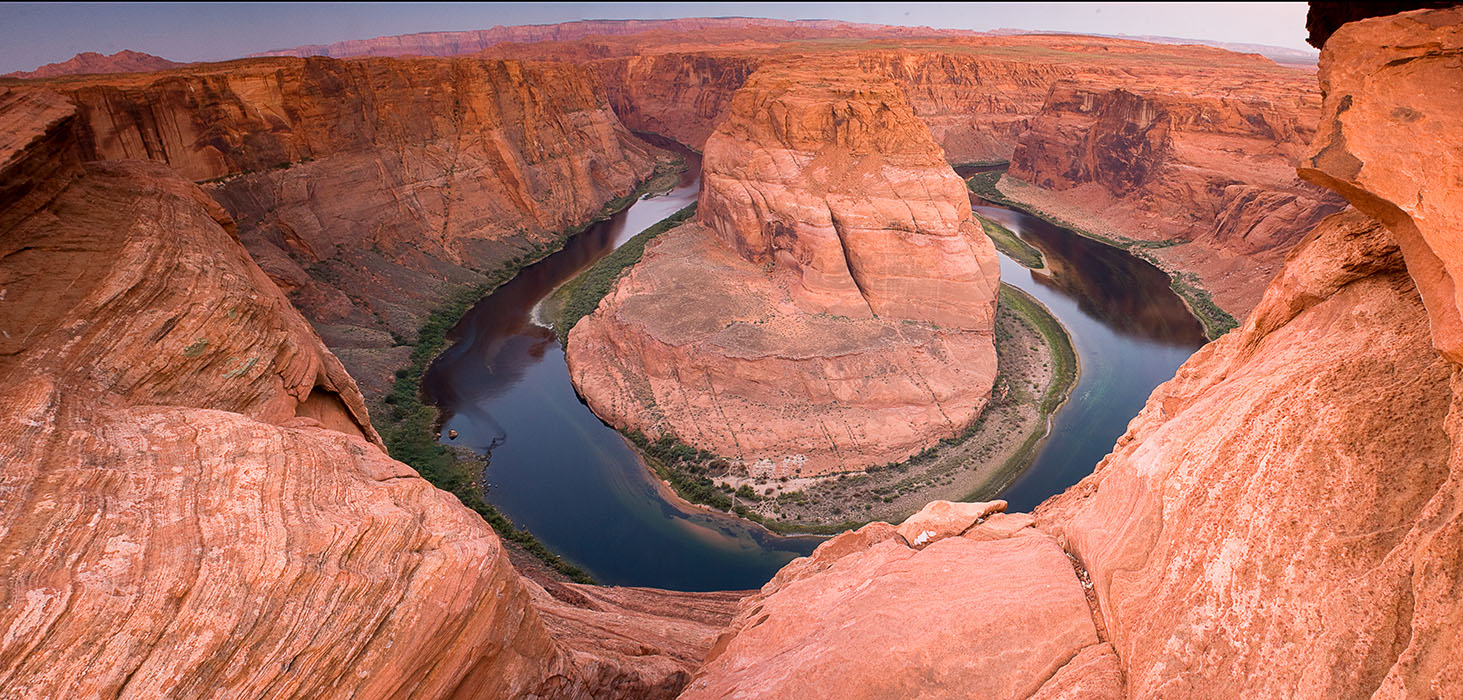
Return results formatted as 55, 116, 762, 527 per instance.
976, 204, 1205, 510
423, 149, 823, 591
423, 156, 1206, 590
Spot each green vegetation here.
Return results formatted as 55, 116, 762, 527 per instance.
968, 169, 1235, 340
998, 285, 1077, 416
377, 157, 687, 584
549, 202, 698, 344
1169, 271, 1239, 338
975, 212, 1044, 269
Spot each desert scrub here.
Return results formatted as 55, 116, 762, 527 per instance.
549, 203, 697, 344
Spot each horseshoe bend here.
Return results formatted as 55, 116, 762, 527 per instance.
0, 4, 1460, 698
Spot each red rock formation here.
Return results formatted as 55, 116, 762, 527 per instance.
249, 18, 968, 59
686, 9, 1463, 698
567, 61, 1000, 475
0, 92, 734, 699
48, 55, 668, 400
3, 50, 180, 79
680, 501, 1122, 699
1007, 76, 1346, 317
1299, 6, 1463, 365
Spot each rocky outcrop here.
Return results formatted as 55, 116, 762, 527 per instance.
1299, 6, 1463, 365
1008, 76, 1346, 317
567, 61, 1000, 475
680, 501, 1122, 699
0, 93, 735, 699
686, 8, 1463, 698
3, 50, 180, 79
53, 55, 667, 400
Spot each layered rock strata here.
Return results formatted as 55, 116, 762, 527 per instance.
1007, 79, 1346, 316
0, 92, 732, 700
490, 29, 1339, 319
46, 55, 667, 400
568, 62, 1000, 475
688, 7, 1463, 698
680, 501, 1123, 699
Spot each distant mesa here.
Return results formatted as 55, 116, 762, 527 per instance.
3, 50, 181, 80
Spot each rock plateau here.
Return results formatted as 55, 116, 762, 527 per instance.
567, 60, 1000, 475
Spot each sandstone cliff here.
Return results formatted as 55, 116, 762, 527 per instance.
40, 55, 667, 401
567, 61, 1000, 475
0, 90, 733, 699
683, 7, 1463, 698
487, 30, 1338, 321
1007, 76, 1346, 317
2, 50, 181, 80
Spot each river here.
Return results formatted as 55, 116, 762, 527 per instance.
423, 158, 1205, 590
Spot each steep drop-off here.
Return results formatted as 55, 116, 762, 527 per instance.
567, 60, 1000, 476
0, 90, 735, 700
1007, 78, 1346, 317
41, 55, 668, 401
684, 7, 1463, 698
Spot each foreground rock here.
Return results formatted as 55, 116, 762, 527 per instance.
569, 61, 999, 475
0, 91, 730, 699
680, 501, 1121, 699
44, 55, 668, 402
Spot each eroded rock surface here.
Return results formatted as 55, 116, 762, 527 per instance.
0, 97, 733, 700
679, 500, 1121, 700
1007, 76, 1346, 317
568, 62, 1000, 475
46, 56, 668, 401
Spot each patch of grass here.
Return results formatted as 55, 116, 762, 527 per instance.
975, 212, 1043, 269
549, 202, 697, 344
378, 157, 687, 584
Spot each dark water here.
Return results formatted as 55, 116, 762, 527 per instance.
422, 153, 824, 591
423, 158, 1204, 590
973, 204, 1206, 510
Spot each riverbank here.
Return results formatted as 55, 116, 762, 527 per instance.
379, 156, 687, 583
967, 169, 1238, 338
571, 276, 1078, 534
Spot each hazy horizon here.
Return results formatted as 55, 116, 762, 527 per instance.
0, 2, 1314, 75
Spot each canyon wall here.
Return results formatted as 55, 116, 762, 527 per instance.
1007, 76, 1346, 316
684, 7, 1463, 698
42, 55, 667, 400
567, 60, 1000, 475
0, 88, 735, 700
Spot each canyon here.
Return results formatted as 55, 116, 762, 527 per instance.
566, 58, 1001, 476
1, 3, 1460, 699
11, 55, 670, 402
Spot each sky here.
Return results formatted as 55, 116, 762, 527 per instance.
0, 2, 1315, 74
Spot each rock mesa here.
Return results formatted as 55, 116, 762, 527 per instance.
568, 61, 1000, 475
